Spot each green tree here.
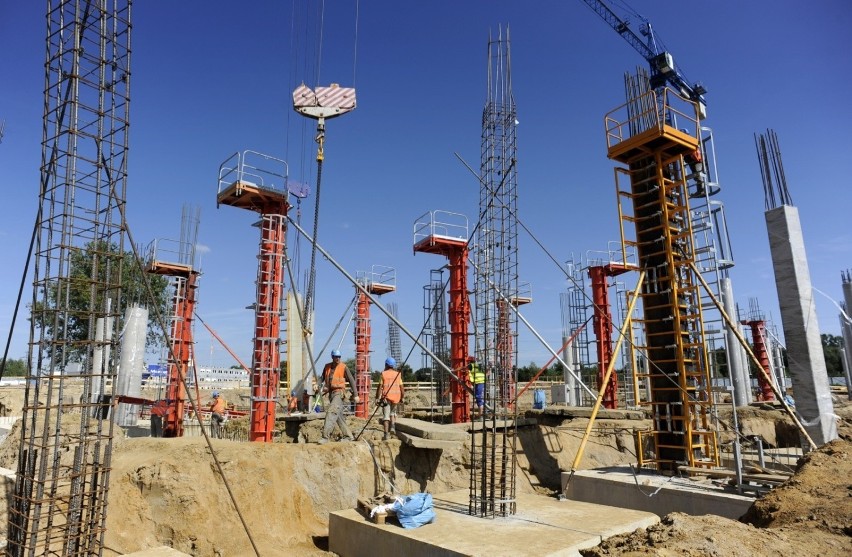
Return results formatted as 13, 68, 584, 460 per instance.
517, 362, 540, 382
0, 358, 27, 377
399, 362, 415, 382
414, 367, 433, 381
822, 334, 844, 376
31, 240, 170, 363
710, 347, 729, 378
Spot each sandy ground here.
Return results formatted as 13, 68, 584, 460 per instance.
0, 384, 850, 556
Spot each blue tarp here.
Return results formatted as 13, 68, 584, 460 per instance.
393, 493, 436, 529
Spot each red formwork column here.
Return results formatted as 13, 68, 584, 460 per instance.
448, 247, 471, 423
164, 272, 198, 437
250, 209, 286, 442
745, 320, 775, 402
354, 291, 371, 417
589, 266, 618, 409
496, 300, 516, 409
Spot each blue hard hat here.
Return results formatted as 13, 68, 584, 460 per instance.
331, 349, 341, 357
212, 391, 219, 397
385, 357, 396, 368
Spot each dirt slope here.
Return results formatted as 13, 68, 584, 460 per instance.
581, 396, 852, 557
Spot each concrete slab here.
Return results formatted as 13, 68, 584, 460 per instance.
397, 431, 461, 450
535, 407, 647, 421
562, 466, 756, 520
330, 489, 658, 557
460, 417, 538, 432
395, 418, 468, 441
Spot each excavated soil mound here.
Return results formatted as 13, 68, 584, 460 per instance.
581, 397, 852, 557
581, 511, 850, 557
741, 438, 852, 536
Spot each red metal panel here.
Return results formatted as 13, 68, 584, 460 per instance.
164, 272, 198, 437
745, 320, 775, 402
448, 247, 471, 423
250, 209, 287, 442
589, 266, 617, 409
355, 291, 371, 417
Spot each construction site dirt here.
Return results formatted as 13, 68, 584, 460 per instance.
0, 384, 849, 556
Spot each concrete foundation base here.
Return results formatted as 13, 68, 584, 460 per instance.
329, 489, 658, 557
122, 547, 193, 557
562, 467, 755, 520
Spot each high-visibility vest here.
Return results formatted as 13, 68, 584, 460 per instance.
210, 397, 226, 414
470, 363, 485, 385
380, 370, 402, 403
324, 362, 347, 391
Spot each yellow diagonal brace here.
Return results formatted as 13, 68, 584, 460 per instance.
566, 270, 645, 485
686, 260, 817, 451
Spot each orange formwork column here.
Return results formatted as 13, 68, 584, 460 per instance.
163, 273, 198, 437
589, 266, 617, 410
413, 211, 471, 424
217, 151, 291, 443
250, 211, 287, 442
744, 320, 775, 402
354, 291, 371, 418
447, 247, 471, 423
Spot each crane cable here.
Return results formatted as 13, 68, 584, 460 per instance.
301, 0, 360, 328
303, 153, 322, 324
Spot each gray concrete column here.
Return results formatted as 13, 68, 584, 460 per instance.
116, 305, 148, 427
720, 278, 751, 406
287, 291, 305, 390
840, 314, 852, 401
771, 339, 787, 393
841, 277, 852, 400
561, 335, 579, 406
765, 206, 836, 445
90, 307, 114, 405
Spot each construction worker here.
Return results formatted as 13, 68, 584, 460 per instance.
209, 391, 226, 438
375, 357, 404, 440
319, 349, 359, 444
149, 399, 168, 438
680, 128, 706, 197
469, 357, 485, 418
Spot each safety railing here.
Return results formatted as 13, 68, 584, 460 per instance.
604, 87, 700, 149
217, 149, 289, 197
356, 264, 396, 291
143, 237, 196, 269
413, 209, 468, 246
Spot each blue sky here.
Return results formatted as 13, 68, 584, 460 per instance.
1, 1, 851, 372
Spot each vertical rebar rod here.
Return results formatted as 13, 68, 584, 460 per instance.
472, 26, 518, 518
9, 2, 131, 554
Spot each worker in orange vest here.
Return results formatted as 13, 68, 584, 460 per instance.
149, 399, 168, 438
209, 391, 226, 437
319, 349, 359, 444
376, 357, 404, 440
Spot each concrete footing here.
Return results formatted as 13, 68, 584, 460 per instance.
562, 467, 755, 520
329, 489, 658, 557
121, 548, 193, 557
